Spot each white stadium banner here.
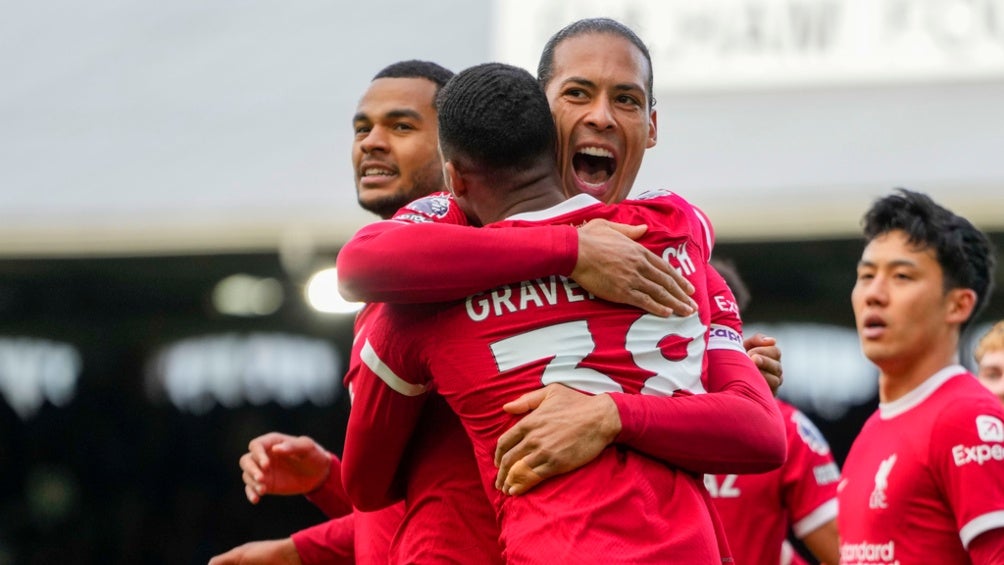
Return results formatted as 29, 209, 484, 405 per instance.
493, 0, 1004, 91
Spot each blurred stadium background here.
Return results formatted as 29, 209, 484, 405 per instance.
2, 0, 1003, 562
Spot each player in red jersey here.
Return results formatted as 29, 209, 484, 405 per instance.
211, 58, 691, 565
336, 18, 785, 498
342, 62, 784, 564
975, 321, 1004, 404
210, 60, 498, 565
839, 188, 1004, 563
705, 259, 840, 565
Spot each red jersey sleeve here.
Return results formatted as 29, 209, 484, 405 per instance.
930, 395, 1004, 550
611, 348, 785, 474
336, 194, 578, 303
969, 528, 1004, 564
341, 306, 430, 512
302, 454, 353, 519
290, 515, 355, 565
777, 401, 840, 538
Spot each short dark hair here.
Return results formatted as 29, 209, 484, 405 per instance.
436, 62, 556, 174
372, 60, 454, 105
537, 17, 656, 109
862, 188, 997, 329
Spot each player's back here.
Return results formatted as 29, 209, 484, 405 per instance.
385, 193, 723, 563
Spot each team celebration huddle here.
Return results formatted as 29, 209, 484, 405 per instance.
209, 17, 1004, 565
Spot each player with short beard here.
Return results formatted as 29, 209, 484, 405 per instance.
336, 18, 785, 497
342, 61, 784, 564
212, 57, 693, 565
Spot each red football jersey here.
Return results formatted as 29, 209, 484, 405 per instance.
343, 192, 777, 563
838, 365, 1004, 563
340, 191, 784, 474
706, 399, 839, 565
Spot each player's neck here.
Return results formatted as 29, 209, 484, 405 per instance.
877, 340, 960, 403
484, 169, 566, 224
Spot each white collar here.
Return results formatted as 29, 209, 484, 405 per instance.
506, 194, 601, 222
878, 364, 967, 419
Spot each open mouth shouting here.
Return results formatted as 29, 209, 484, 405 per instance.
571, 146, 617, 198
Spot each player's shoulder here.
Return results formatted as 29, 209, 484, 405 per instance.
629, 188, 691, 209
391, 192, 469, 225
628, 188, 714, 243
935, 374, 1004, 423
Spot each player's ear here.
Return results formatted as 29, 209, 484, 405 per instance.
945, 287, 977, 327
647, 108, 657, 148
444, 160, 467, 198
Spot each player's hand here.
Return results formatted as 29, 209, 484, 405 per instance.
494, 383, 621, 496
208, 538, 302, 565
572, 219, 696, 318
240, 432, 331, 504
745, 333, 782, 395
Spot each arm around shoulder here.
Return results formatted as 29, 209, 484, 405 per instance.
336, 220, 577, 303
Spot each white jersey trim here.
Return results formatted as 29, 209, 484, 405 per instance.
879, 364, 967, 419
691, 204, 714, 252
507, 194, 600, 222
960, 510, 1004, 548
360, 339, 427, 397
792, 498, 838, 538
707, 323, 746, 353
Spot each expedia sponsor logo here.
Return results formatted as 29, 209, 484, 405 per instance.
952, 443, 1004, 466
977, 415, 1004, 442
713, 294, 739, 315
707, 324, 745, 352
840, 540, 897, 564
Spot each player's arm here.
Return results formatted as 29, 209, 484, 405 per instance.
800, 519, 839, 565
302, 455, 353, 518
495, 345, 786, 494
336, 197, 694, 316
780, 404, 840, 565
290, 515, 356, 565
932, 400, 1004, 562
341, 336, 428, 512
211, 516, 356, 565
494, 265, 785, 494
208, 538, 304, 565
969, 528, 1004, 564
611, 347, 786, 472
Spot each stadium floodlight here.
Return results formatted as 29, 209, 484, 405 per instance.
305, 267, 364, 314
